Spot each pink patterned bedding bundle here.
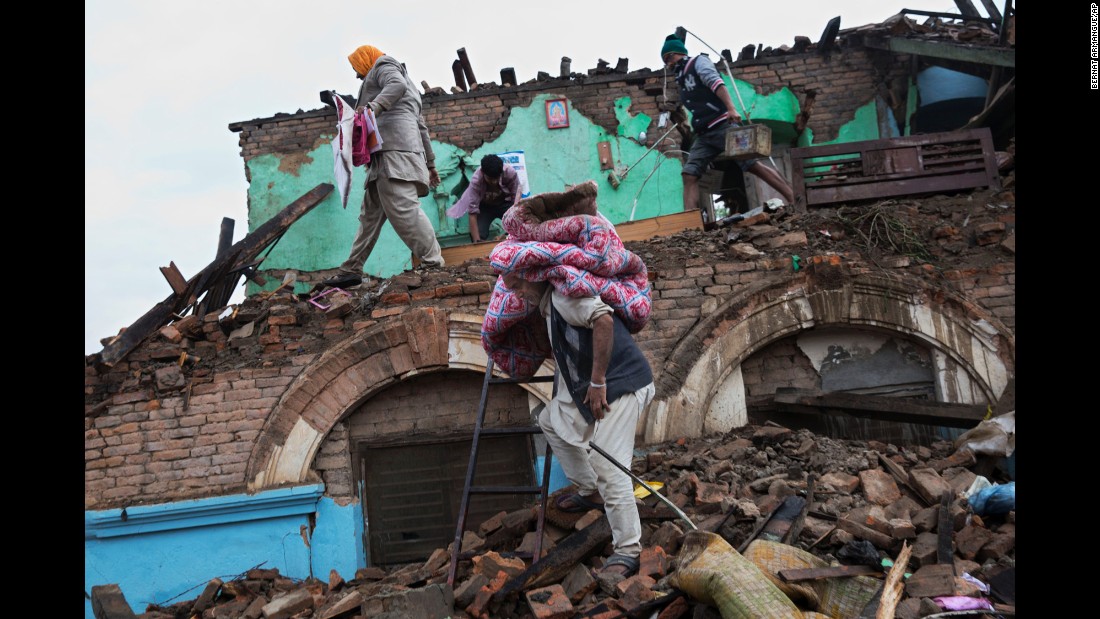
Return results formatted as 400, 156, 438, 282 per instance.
482, 181, 652, 378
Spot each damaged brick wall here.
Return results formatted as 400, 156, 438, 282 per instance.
89, 44, 1010, 511
230, 47, 907, 163
85, 189, 1015, 511
741, 337, 822, 396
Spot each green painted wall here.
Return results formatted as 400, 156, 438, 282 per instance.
246, 94, 686, 290
796, 101, 884, 149
724, 77, 802, 144
245, 84, 887, 292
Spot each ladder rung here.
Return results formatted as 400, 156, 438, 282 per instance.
449, 359, 552, 589
489, 375, 555, 384
479, 427, 542, 435
459, 550, 533, 560
469, 485, 544, 494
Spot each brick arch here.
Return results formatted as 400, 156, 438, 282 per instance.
643, 271, 1015, 444
246, 308, 554, 490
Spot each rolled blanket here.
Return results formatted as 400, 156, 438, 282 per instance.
482, 181, 652, 378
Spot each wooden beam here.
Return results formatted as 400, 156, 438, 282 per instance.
836, 517, 895, 550
952, 0, 982, 18
439, 239, 502, 266
96, 184, 333, 367
780, 565, 881, 582
864, 35, 1015, 68
438, 210, 704, 267
451, 60, 467, 92
772, 390, 988, 428
457, 48, 477, 87
493, 519, 611, 600
978, 0, 1003, 22
615, 210, 704, 241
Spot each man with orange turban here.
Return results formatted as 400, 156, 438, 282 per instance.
324, 44, 444, 288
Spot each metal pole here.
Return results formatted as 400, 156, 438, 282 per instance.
588, 441, 697, 531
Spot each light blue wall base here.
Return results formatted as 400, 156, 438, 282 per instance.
535, 456, 569, 493
310, 496, 366, 580
85, 485, 364, 618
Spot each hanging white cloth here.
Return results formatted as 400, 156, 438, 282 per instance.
329, 91, 355, 209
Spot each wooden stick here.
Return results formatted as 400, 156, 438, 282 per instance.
937, 490, 955, 570
807, 525, 836, 550
876, 541, 911, 619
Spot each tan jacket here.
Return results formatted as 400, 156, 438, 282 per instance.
356, 55, 435, 165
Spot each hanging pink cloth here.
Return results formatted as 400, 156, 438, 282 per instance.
330, 96, 384, 209
481, 181, 652, 378
352, 108, 382, 167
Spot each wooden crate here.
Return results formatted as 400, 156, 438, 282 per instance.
723, 123, 772, 160
790, 128, 1001, 208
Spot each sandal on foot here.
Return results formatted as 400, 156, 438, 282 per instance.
554, 492, 606, 514
598, 553, 639, 578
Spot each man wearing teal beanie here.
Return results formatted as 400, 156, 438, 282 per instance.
661, 34, 688, 57
661, 33, 794, 216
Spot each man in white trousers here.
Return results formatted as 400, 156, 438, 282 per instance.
501, 272, 655, 579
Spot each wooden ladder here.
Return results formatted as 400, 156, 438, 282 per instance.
446, 359, 556, 588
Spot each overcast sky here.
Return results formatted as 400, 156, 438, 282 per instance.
86, 0, 980, 355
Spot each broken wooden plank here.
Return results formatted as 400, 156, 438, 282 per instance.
937, 491, 955, 568
96, 183, 333, 367
784, 474, 814, 545
952, 0, 982, 17
615, 210, 704, 241
876, 452, 915, 495
836, 517, 895, 550
438, 210, 704, 267
779, 565, 881, 582
876, 542, 911, 619
200, 217, 241, 314
738, 505, 781, 554
494, 519, 611, 600
772, 389, 988, 428
159, 261, 189, 295
86, 397, 113, 419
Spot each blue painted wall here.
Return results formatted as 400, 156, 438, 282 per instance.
84, 485, 363, 618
